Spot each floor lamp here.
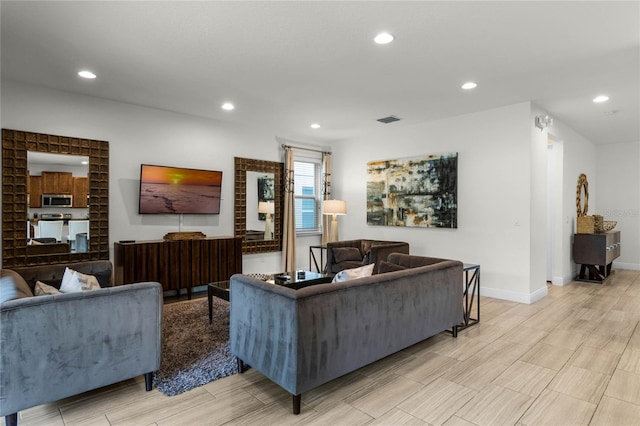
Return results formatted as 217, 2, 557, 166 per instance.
323, 200, 347, 243
259, 201, 274, 240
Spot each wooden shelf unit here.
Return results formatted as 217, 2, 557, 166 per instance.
114, 236, 243, 298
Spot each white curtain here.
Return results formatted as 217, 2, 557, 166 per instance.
321, 153, 332, 246
281, 147, 296, 272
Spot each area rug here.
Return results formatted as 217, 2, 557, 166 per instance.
153, 297, 237, 396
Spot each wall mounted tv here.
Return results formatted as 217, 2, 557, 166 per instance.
139, 164, 222, 214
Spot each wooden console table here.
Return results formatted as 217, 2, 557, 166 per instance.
573, 230, 620, 283
114, 236, 242, 298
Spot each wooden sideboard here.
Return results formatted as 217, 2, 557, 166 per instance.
114, 236, 242, 297
573, 230, 620, 283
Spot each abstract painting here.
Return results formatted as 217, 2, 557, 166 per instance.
367, 153, 458, 228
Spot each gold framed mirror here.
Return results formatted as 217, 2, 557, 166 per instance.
234, 157, 283, 254
2, 129, 109, 267
576, 173, 589, 217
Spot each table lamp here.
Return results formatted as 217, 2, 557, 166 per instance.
322, 199, 347, 243
258, 201, 274, 240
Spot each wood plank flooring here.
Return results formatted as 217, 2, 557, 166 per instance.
5, 269, 640, 425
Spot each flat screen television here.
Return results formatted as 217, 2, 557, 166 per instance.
139, 164, 222, 214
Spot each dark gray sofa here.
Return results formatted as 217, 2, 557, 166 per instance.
230, 253, 463, 414
0, 261, 163, 426
326, 238, 410, 276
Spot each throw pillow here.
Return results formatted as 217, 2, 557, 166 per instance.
34, 281, 62, 296
0, 270, 34, 303
332, 263, 375, 283
60, 267, 101, 293
378, 261, 408, 274
333, 247, 362, 263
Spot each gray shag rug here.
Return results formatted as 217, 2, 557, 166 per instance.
153, 297, 237, 396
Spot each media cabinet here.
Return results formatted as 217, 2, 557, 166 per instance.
114, 236, 242, 298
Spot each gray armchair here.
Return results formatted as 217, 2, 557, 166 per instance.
0, 261, 163, 426
326, 239, 410, 276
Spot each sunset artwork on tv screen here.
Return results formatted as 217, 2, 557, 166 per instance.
139, 164, 223, 214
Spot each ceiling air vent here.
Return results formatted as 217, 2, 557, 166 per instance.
376, 115, 401, 124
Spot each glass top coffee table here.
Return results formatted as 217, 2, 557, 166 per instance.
207, 271, 331, 323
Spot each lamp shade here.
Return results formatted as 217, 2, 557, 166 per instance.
258, 201, 275, 214
323, 199, 347, 215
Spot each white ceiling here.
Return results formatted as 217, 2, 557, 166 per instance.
2, 1, 638, 145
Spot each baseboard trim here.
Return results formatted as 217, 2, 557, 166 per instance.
550, 275, 574, 286
481, 285, 548, 305
613, 261, 640, 271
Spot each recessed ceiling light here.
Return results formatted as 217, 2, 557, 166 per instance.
310, 123, 321, 129
461, 82, 477, 90
593, 95, 609, 103
374, 32, 394, 44
221, 102, 235, 110
78, 70, 96, 79
81, 160, 89, 165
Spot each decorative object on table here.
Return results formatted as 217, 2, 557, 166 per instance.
322, 199, 347, 243
154, 297, 236, 396
258, 201, 274, 240
576, 173, 595, 234
593, 214, 604, 233
367, 153, 458, 228
574, 174, 616, 234
163, 231, 206, 241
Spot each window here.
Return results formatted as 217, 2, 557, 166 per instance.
294, 159, 322, 234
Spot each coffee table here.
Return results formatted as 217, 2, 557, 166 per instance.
207, 271, 332, 323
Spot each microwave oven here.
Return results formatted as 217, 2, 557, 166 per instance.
42, 194, 73, 208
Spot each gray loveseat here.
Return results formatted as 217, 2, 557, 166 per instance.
0, 261, 163, 426
230, 253, 463, 414
326, 239, 410, 276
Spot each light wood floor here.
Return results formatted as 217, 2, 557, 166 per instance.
6, 269, 640, 426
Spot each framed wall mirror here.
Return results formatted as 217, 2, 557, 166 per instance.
2, 129, 109, 267
234, 157, 283, 254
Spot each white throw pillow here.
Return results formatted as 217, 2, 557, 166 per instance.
60, 267, 101, 293
34, 281, 61, 296
332, 263, 375, 283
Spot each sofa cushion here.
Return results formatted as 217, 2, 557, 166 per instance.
0, 270, 34, 303
60, 267, 101, 293
333, 247, 363, 264
378, 261, 408, 274
34, 281, 62, 296
331, 263, 375, 283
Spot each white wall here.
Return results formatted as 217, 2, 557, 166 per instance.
332, 102, 546, 303
596, 141, 640, 269
4, 80, 620, 298
1, 80, 287, 273
546, 120, 598, 283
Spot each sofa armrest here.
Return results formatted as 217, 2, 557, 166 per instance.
230, 274, 300, 394
0, 281, 163, 416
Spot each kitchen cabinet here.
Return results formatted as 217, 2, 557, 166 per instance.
28, 175, 43, 208
41, 171, 73, 194
72, 177, 89, 208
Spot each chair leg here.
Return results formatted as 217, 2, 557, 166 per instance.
292, 394, 301, 414
452, 325, 458, 338
144, 372, 153, 391
5, 413, 18, 426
